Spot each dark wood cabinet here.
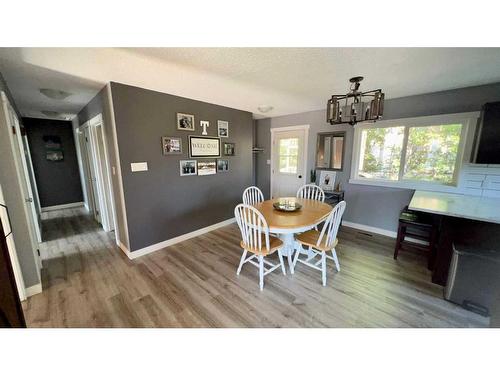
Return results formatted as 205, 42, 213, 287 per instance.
473, 101, 500, 164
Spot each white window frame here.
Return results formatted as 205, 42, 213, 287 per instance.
349, 112, 480, 192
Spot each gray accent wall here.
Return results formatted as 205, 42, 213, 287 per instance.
23, 117, 83, 207
110, 82, 253, 251
256, 82, 500, 233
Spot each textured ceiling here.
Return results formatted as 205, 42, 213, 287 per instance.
1, 47, 500, 120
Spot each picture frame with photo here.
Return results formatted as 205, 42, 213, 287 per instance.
189, 136, 221, 158
217, 120, 229, 138
217, 159, 229, 172
318, 170, 337, 191
223, 142, 235, 156
176, 113, 195, 131
197, 160, 217, 176
179, 160, 197, 176
161, 136, 182, 155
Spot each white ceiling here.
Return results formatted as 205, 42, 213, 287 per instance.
1, 47, 500, 120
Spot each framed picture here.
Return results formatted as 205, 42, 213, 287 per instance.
197, 160, 216, 176
161, 136, 182, 155
319, 170, 336, 191
179, 160, 197, 176
43, 135, 64, 161
217, 120, 229, 137
223, 142, 235, 156
217, 159, 229, 172
176, 113, 195, 131
189, 136, 221, 158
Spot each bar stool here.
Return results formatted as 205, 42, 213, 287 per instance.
394, 206, 438, 269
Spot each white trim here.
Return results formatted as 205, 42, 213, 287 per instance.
270, 124, 309, 199
117, 240, 130, 256
270, 124, 310, 132
342, 220, 397, 238
127, 218, 236, 259
107, 84, 130, 249
41, 202, 84, 212
350, 111, 480, 192
348, 178, 463, 193
72, 118, 90, 215
25, 283, 42, 298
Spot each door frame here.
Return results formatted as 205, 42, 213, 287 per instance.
270, 124, 309, 199
78, 114, 116, 232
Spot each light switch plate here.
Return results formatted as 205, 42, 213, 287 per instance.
131, 162, 148, 172
266, 159, 271, 165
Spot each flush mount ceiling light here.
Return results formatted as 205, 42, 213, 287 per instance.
39, 88, 72, 100
327, 76, 384, 125
258, 105, 274, 113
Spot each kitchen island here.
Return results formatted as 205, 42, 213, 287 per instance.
409, 190, 500, 285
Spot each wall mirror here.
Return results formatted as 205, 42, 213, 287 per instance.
315, 131, 345, 170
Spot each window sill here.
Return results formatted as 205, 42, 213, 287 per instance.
348, 178, 461, 193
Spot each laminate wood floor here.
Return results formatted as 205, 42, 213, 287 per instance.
22, 208, 489, 328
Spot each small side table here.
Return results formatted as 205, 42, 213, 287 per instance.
324, 190, 345, 205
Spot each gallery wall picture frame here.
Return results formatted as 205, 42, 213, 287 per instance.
217, 120, 229, 138
176, 113, 195, 131
179, 160, 197, 176
189, 136, 221, 158
197, 160, 217, 176
161, 136, 182, 155
217, 159, 229, 172
223, 142, 235, 156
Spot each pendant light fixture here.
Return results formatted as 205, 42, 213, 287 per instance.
327, 76, 384, 125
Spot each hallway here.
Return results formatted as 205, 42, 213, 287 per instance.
21, 208, 488, 328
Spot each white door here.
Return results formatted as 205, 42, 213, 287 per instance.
92, 123, 115, 232
1, 92, 42, 276
9, 108, 42, 244
83, 126, 101, 224
271, 127, 308, 198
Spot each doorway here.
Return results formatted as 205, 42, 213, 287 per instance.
78, 114, 115, 232
270, 125, 309, 198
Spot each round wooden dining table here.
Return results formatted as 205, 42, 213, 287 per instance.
253, 197, 332, 273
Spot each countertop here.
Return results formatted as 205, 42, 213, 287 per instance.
409, 190, 500, 224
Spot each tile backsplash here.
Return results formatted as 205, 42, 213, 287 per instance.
459, 164, 500, 198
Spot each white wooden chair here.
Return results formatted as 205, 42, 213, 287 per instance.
296, 184, 325, 202
292, 201, 346, 286
234, 204, 286, 290
242, 186, 264, 205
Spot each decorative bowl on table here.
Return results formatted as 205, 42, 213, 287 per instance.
273, 199, 302, 212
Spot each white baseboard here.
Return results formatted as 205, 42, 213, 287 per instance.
342, 220, 428, 245
127, 218, 236, 259
342, 220, 397, 238
41, 202, 84, 212
117, 240, 130, 256
84, 202, 90, 212
25, 283, 42, 298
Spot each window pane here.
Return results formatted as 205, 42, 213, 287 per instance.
403, 124, 462, 184
279, 138, 299, 173
358, 126, 404, 180
279, 156, 298, 173
332, 137, 343, 169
